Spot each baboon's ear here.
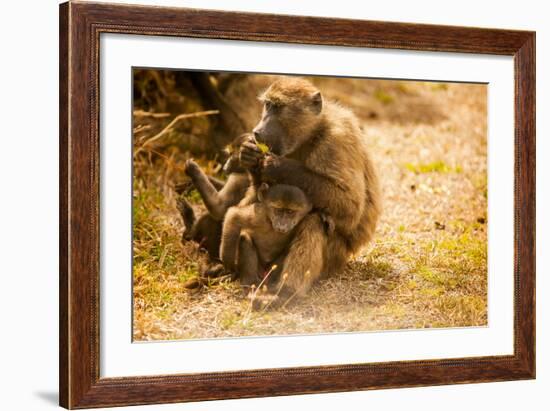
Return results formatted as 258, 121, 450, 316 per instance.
311, 91, 323, 114
258, 183, 269, 202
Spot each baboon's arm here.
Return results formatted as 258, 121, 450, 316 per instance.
237, 233, 261, 286
186, 161, 229, 220
220, 208, 245, 272
278, 213, 326, 297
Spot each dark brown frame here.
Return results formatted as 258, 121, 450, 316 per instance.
59, 1, 536, 409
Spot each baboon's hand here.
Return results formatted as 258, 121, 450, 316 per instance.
239, 141, 263, 169
260, 154, 283, 183
184, 159, 200, 176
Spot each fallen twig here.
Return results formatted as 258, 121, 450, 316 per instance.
134, 110, 219, 156
133, 110, 172, 119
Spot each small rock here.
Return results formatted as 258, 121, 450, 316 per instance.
434, 221, 446, 230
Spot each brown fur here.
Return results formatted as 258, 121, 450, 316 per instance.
248, 77, 382, 297
220, 184, 313, 287
177, 133, 257, 263
184, 133, 255, 221
176, 197, 222, 259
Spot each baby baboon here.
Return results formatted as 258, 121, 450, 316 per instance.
240, 77, 382, 298
176, 196, 222, 259
176, 133, 262, 263
220, 183, 313, 287
184, 133, 256, 221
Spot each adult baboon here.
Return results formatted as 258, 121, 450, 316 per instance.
240, 77, 381, 298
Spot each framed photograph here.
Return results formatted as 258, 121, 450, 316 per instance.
59, 2, 535, 409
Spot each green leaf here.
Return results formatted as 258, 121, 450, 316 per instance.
256, 142, 270, 154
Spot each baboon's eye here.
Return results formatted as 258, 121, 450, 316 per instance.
265, 101, 281, 113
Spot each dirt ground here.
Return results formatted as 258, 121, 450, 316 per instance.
132, 75, 487, 341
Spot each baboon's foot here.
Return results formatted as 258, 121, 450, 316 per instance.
203, 263, 226, 278
182, 276, 207, 291
184, 158, 201, 177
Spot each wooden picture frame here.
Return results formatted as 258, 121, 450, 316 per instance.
59, 1, 535, 408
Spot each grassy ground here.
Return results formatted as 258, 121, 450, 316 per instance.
132, 76, 487, 341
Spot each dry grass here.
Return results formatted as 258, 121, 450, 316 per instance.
132, 76, 487, 341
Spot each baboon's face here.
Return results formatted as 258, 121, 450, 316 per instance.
253, 80, 323, 156
267, 204, 308, 233
260, 184, 312, 233
253, 100, 286, 154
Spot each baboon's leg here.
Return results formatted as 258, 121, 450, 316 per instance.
195, 214, 223, 259
185, 160, 228, 220
237, 233, 262, 287
324, 234, 349, 275
176, 197, 196, 240
277, 213, 326, 298
220, 209, 242, 272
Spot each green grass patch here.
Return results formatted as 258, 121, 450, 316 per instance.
437, 232, 487, 268
220, 312, 241, 330
417, 266, 457, 288
177, 262, 200, 283
404, 161, 462, 174
434, 294, 487, 325
396, 82, 413, 94
351, 258, 393, 280
470, 173, 488, 199
133, 263, 175, 309
411, 230, 487, 300
430, 83, 449, 91
132, 177, 208, 315
368, 260, 393, 279
184, 188, 203, 204
374, 89, 394, 105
